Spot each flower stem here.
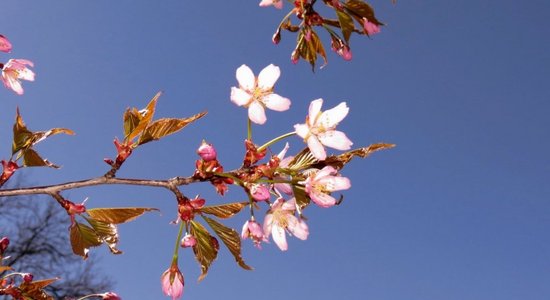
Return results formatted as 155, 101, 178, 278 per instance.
172, 221, 185, 263
257, 131, 296, 152
247, 118, 252, 141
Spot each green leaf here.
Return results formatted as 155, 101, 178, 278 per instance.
86, 207, 159, 224
202, 215, 252, 271
86, 217, 122, 255
190, 220, 219, 281
126, 91, 162, 141
137, 111, 207, 145
336, 10, 355, 43
22, 149, 60, 168
199, 201, 249, 219
70, 222, 102, 259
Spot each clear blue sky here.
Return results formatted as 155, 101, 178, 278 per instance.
1, 1, 549, 299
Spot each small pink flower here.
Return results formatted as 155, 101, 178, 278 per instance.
250, 183, 270, 201
100, 292, 121, 300
230, 64, 291, 125
337, 45, 352, 61
259, 0, 283, 9
294, 99, 353, 161
161, 264, 184, 300
363, 18, 381, 35
197, 141, 217, 162
0, 35, 12, 53
241, 219, 265, 248
1, 59, 35, 95
263, 198, 309, 251
303, 166, 351, 208
180, 233, 196, 248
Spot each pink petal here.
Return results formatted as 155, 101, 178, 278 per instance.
257, 64, 280, 90
262, 93, 290, 111
294, 123, 310, 139
2, 74, 23, 95
318, 176, 351, 192
318, 130, 353, 150
308, 99, 323, 127
274, 182, 293, 195
307, 135, 327, 161
230, 87, 251, 106
310, 191, 337, 208
248, 101, 267, 124
281, 197, 297, 211
277, 142, 290, 160
271, 224, 288, 251
263, 214, 274, 237
0, 35, 12, 53
287, 216, 309, 240
236, 64, 255, 91
318, 102, 349, 129
315, 166, 338, 179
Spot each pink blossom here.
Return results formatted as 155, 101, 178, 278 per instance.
0, 35, 12, 53
250, 183, 270, 201
100, 292, 121, 300
259, 0, 283, 9
180, 233, 197, 248
303, 166, 351, 208
363, 18, 381, 35
263, 198, 309, 251
294, 99, 353, 161
273, 143, 293, 196
241, 219, 265, 248
230, 64, 291, 125
1, 59, 35, 95
161, 264, 184, 300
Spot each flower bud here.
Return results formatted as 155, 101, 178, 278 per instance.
250, 184, 270, 201
101, 292, 121, 300
22, 273, 33, 283
0, 236, 9, 254
197, 141, 217, 162
272, 30, 281, 45
181, 233, 197, 248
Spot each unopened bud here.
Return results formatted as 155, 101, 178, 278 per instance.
103, 158, 114, 166
181, 233, 197, 248
0, 237, 9, 254
22, 273, 33, 283
197, 141, 217, 162
272, 30, 281, 45
250, 184, 270, 201
101, 292, 121, 300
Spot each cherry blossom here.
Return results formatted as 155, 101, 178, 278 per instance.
180, 233, 197, 248
259, 0, 283, 9
161, 264, 184, 300
241, 219, 265, 248
363, 18, 381, 35
263, 198, 309, 251
273, 143, 293, 196
1, 59, 35, 95
230, 64, 290, 125
303, 166, 351, 208
250, 183, 270, 201
0, 35, 12, 53
294, 98, 353, 161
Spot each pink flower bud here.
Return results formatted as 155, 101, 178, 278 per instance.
250, 184, 270, 201
0, 236, 9, 254
197, 141, 217, 162
22, 273, 33, 283
101, 292, 121, 300
363, 18, 381, 35
272, 30, 281, 45
0, 35, 12, 53
291, 50, 300, 64
161, 264, 184, 300
181, 233, 197, 248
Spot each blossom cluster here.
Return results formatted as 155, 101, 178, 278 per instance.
0, 35, 34, 95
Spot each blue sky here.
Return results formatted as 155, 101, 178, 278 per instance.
1, 1, 549, 299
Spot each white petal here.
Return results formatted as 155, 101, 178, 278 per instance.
287, 216, 309, 240
262, 93, 290, 111
257, 64, 280, 90
277, 142, 290, 160
274, 182, 293, 195
248, 101, 267, 125
294, 123, 310, 139
317, 176, 351, 192
318, 102, 349, 129
230, 87, 251, 106
272, 225, 288, 251
307, 99, 323, 127
318, 130, 353, 150
281, 197, 297, 211
307, 136, 327, 161
236, 64, 255, 91
315, 166, 338, 179
263, 214, 273, 237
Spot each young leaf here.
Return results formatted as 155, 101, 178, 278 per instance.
286, 147, 318, 171
19, 278, 59, 300
22, 149, 60, 168
344, 0, 384, 26
137, 111, 207, 145
292, 184, 310, 211
0, 265, 12, 272
86, 207, 159, 224
123, 107, 141, 138
12, 108, 33, 155
199, 201, 248, 219
313, 143, 396, 170
202, 215, 252, 271
86, 217, 122, 255
336, 10, 355, 43
125, 91, 162, 142
190, 220, 219, 281
70, 222, 102, 259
